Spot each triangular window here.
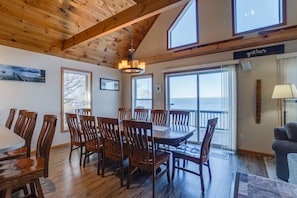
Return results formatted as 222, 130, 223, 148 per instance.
167, 0, 198, 49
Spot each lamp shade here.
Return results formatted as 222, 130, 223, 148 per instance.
272, 84, 297, 99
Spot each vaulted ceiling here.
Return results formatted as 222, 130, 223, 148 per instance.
0, 0, 187, 68
1, 0, 297, 70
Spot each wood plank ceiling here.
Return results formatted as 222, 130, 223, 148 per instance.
0, 0, 187, 68
1, 0, 297, 69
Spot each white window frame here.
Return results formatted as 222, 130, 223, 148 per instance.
132, 75, 153, 112
61, 67, 92, 131
232, 0, 285, 35
167, 0, 198, 49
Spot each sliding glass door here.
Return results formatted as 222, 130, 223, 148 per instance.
166, 66, 236, 151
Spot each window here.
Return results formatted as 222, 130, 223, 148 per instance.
233, 0, 285, 34
167, 0, 198, 49
132, 75, 152, 111
61, 68, 92, 131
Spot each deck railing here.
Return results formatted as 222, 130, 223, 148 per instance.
187, 110, 228, 130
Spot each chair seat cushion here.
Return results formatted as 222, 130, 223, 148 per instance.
173, 145, 202, 163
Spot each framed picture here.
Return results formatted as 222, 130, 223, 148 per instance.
100, 78, 119, 91
0, 64, 45, 83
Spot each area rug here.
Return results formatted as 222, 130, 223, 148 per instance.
234, 172, 297, 198
264, 156, 282, 181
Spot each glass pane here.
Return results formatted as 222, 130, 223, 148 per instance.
169, 75, 197, 110
234, 0, 283, 33
168, 0, 197, 48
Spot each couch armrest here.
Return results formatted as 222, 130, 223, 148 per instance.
274, 127, 289, 140
272, 139, 297, 155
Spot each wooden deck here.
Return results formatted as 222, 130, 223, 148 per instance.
12, 145, 267, 198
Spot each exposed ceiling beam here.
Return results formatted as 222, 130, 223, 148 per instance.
142, 26, 297, 64
62, 0, 189, 50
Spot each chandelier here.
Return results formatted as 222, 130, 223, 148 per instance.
118, 28, 145, 74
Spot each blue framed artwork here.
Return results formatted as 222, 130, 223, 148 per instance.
0, 64, 45, 83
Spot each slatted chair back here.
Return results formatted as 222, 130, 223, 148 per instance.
172, 117, 218, 193
200, 117, 218, 163
5, 108, 17, 129
123, 120, 153, 165
118, 107, 132, 121
19, 111, 38, 156
13, 109, 28, 135
36, 114, 57, 177
75, 108, 92, 116
134, 108, 149, 121
169, 110, 190, 125
66, 113, 85, 165
151, 109, 168, 126
98, 117, 121, 158
123, 119, 170, 197
80, 115, 102, 175
98, 117, 127, 186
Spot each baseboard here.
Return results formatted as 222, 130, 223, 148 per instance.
30, 142, 70, 155
237, 149, 274, 157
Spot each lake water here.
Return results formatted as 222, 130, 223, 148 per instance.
170, 97, 226, 111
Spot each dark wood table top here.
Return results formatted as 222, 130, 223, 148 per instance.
152, 125, 196, 147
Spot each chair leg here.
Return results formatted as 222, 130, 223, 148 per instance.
120, 161, 124, 187
69, 144, 73, 161
167, 161, 170, 184
172, 156, 176, 181
5, 187, 12, 198
34, 179, 44, 198
127, 165, 131, 189
199, 164, 205, 193
207, 160, 212, 180
79, 145, 83, 166
152, 168, 155, 198
30, 182, 36, 197
83, 151, 88, 168
97, 152, 100, 176
102, 154, 105, 178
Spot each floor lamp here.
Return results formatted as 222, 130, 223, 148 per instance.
272, 83, 297, 125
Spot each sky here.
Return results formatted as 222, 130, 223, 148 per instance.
169, 72, 222, 98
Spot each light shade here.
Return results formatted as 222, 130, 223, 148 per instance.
272, 84, 297, 99
118, 60, 145, 74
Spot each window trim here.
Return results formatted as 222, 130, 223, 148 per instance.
232, 0, 286, 35
131, 74, 153, 111
167, 0, 199, 50
61, 67, 92, 132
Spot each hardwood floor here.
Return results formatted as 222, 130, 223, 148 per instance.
12, 145, 268, 198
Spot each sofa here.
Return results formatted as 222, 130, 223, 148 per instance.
272, 122, 297, 181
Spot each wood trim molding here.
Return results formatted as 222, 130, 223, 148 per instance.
142, 25, 297, 65
237, 149, 274, 158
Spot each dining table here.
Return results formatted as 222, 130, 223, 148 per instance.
0, 124, 25, 153
151, 124, 196, 147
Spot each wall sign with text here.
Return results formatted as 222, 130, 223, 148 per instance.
233, 44, 284, 59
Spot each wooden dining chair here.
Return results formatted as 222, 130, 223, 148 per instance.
98, 117, 128, 187
66, 113, 86, 166
0, 111, 37, 161
118, 107, 132, 121
5, 108, 17, 129
122, 120, 170, 198
13, 109, 28, 135
169, 110, 190, 126
0, 114, 57, 198
151, 109, 168, 126
134, 108, 149, 121
80, 115, 103, 175
172, 117, 218, 193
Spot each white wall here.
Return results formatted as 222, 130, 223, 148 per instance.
0, 45, 122, 150
128, 0, 297, 155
